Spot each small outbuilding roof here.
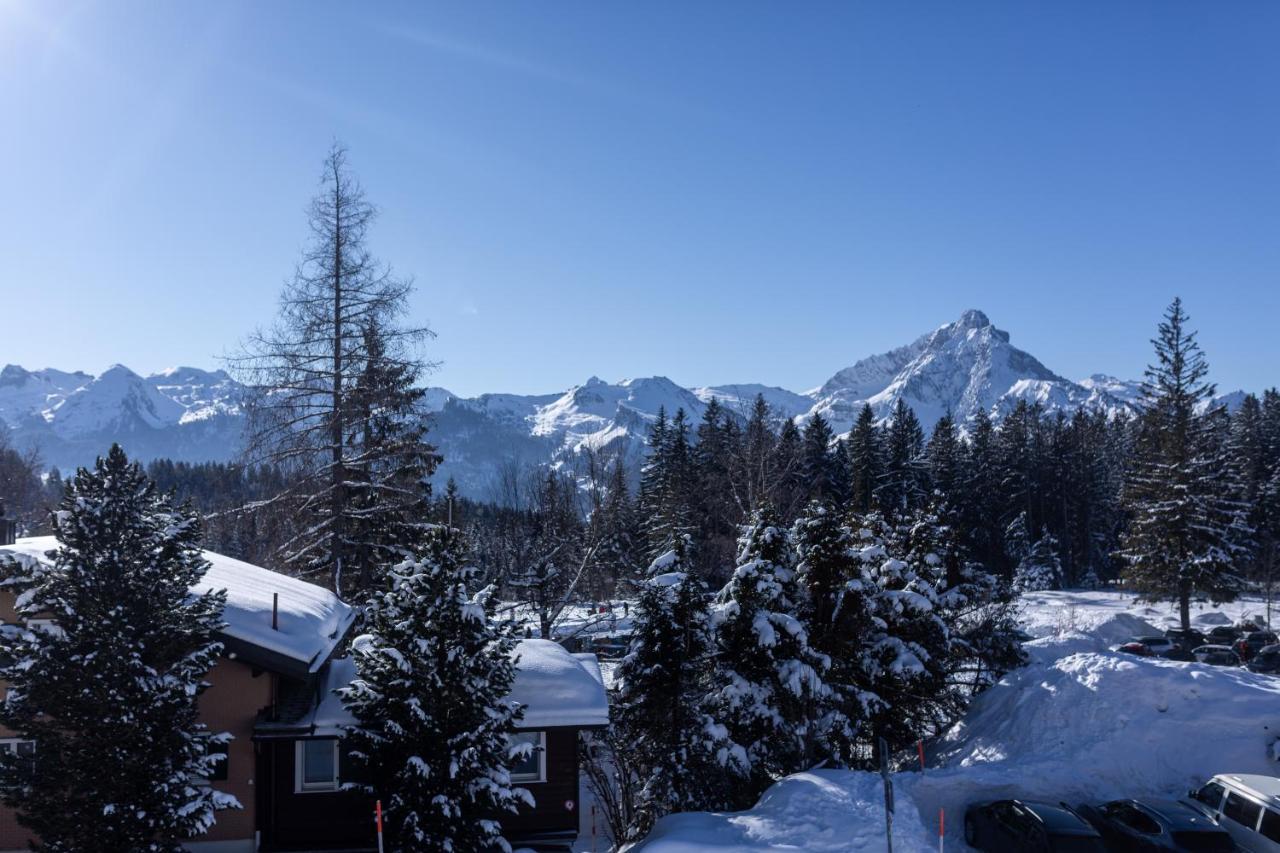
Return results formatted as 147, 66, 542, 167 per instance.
269, 639, 609, 738
510, 639, 610, 729
1, 536, 355, 677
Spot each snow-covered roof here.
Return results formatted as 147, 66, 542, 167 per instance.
288, 640, 609, 737
1, 537, 354, 676
510, 639, 609, 728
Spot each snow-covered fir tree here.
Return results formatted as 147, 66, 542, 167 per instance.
791, 501, 876, 765
612, 536, 732, 839
340, 525, 525, 853
0, 444, 233, 853
1013, 527, 1063, 592
1120, 299, 1251, 629
852, 510, 951, 753
708, 508, 829, 804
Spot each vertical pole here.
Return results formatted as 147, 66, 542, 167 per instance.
939, 808, 944, 853
879, 736, 893, 853
375, 799, 384, 853
917, 740, 926, 772
591, 803, 597, 853
272, 592, 279, 631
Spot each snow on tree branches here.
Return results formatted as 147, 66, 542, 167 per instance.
339, 525, 525, 853
0, 444, 233, 853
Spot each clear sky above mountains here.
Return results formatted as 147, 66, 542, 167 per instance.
2, 1, 1277, 396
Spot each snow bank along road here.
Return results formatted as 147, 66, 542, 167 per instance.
630, 591, 1280, 852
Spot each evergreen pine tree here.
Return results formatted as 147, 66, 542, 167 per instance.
340, 525, 525, 852
791, 501, 876, 765
925, 411, 962, 503
639, 408, 696, 559
800, 413, 841, 507
846, 404, 881, 515
770, 419, 805, 520
613, 537, 733, 839
708, 509, 829, 804
877, 399, 926, 517
0, 445, 232, 853
1120, 299, 1250, 629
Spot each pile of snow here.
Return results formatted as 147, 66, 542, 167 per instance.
633, 592, 1280, 852
635, 771, 933, 852
2, 536, 354, 674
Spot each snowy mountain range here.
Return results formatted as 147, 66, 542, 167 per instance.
0, 310, 1240, 497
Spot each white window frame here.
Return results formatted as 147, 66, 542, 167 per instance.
509, 730, 546, 784
294, 739, 340, 793
0, 738, 35, 757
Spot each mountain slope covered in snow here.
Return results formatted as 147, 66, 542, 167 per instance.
0, 310, 1247, 493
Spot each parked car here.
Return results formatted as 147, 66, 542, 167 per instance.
1120, 641, 1157, 657
1139, 636, 1177, 657
965, 799, 1106, 852
1076, 798, 1234, 851
1192, 645, 1242, 666
1246, 645, 1280, 676
1190, 774, 1280, 851
1166, 628, 1208, 651
1235, 632, 1279, 662
1207, 625, 1244, 645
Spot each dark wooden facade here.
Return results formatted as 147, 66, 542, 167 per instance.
256, 738, 374, 852
257, 727, 584, 853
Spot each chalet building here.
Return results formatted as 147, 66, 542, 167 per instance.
0, 537, 608, 853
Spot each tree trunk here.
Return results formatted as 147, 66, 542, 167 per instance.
330, 170, 345, 597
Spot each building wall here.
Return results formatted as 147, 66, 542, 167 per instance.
502, 726, 582, 843
0, 588, 274, 852
258, 738, 374, 852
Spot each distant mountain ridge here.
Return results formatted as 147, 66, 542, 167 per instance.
0, 310, 1243, 496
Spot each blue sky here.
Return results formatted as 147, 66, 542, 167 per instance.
1, 1, 1277, 396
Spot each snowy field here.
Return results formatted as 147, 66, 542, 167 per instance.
627, 591, 1280, 852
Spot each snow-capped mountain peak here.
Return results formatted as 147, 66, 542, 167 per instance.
807, 309, 1127, 433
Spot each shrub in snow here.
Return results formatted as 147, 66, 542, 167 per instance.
0, 444, 233, 853
611, 536, 732, 840
1012, 529, 1063, 593
339, 525, 525, 853
707, 509, 830, 805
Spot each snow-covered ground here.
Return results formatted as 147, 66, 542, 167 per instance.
630, 591, 1280, 852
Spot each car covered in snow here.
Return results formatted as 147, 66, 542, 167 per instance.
1192, 644, 1242, 666
1075, 798, 1234, 851
1246, 644, 1280, 675
1190, 774, 1280, 852
964, 799, 1106, 851
1120, 641, 1158, 657
1139, 636, 1178, 657
1207, 625, 1245, 645
1165, 628, 1208, 652
1235, 631, 1279, 662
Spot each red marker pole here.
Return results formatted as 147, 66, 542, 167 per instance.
375, 799, 385, 853
917, 740, 926, 772
939, 808, 944, 853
